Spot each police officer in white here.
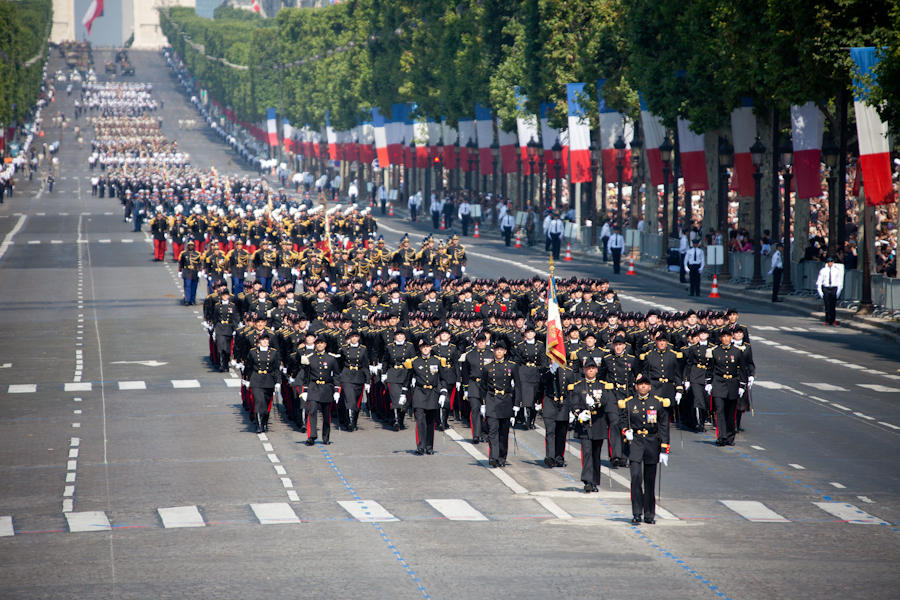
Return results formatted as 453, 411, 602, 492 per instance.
547, 213, 565, 260
500, 209, 516, 246
607, 226, 625, 274
430, 194, 444, 230
458, 197, 473, 236
684, 238, 705, 296
816, 256, 843, 326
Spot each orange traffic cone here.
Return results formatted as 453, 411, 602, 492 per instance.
563, 242, 573, 261
388, 202, 394, 217
440, 214, 446, 230
514, 230, 523, 248
625, 254, 636, 275
472, 222, 480, 238
708, 274, 720, 298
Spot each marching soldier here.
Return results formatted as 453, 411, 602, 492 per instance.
637, 328, 684, 421
338, 330, 370, 432
460, 333, 491, 443
568, 358, 614, 492
597, 332, 635, 467
619, 373, 670, 524
244, 333, 282, 433
225, 239, 251, 294
382, 329, 417, 431
298, 336, 341, 445
431, 327, 461, 430
682, 327, 712, 432
540, 361, 572, 467
401, 338, 450, 455
211, 289, 240, 372
732, 325, 755, 432
480, 339, 517, 468
705, 327, 748, 446
512, 324, 546, 429
177, 240, 202, 306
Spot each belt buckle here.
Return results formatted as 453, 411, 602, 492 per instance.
494, 389, 504, 396
315, 380, 325, 384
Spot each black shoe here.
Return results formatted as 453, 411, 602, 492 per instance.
392, 422, 400, 432
591, 484, 599, 492
499, 460, 508, 467
435, 423, 445, 431
299, 425, 306, 433
256, 424, 264, 433
304, 439, 315, 446
472, 439, 479, 445
631, 516, 642, 525
489, 459, 500, 468
544, 457, 555, 468
425, 449, 434, 455
554, 458, 567, 468
414, 449, 424, 456
727, 440, 735, 446
584, 483, 593, 493
715, 439, 726, 446
644, 516, 656, 525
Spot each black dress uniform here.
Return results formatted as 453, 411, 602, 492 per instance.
512, 337, 547, 429
300, 346, 341, 444
637, 338, 684, 419
211, 297, 240, 371
432, 339, 461, 429
383, 338, 417, 430
245, 342, 282, 433
618, 381, 671, 523
338, 340, 370, 431
683, 340, 713, 431
480, 351, 518, 467
460, 342, 492, 443
568, 365, 614, 491
706, 332, 747, 446
402, 351, 450, 454
597, 346, 636, 467
540, 365, 573, 467
735, 338, 755, 431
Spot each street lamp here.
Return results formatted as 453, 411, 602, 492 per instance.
466, 138, 477, 192
749, 135, 766, 286
630, 127, 643, 228
551, 138, 563, 206
433, 137, 443, 192
717, 136, 733, 280
526, 136, 540, 208
779, 136, 794, 293
490, 139, 501, 198
614, 134, 626, 227
408, 137, 416, 197
822, 133, 840, 257
660, 135, 674, 247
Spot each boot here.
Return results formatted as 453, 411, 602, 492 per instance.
392, 409, 401, 432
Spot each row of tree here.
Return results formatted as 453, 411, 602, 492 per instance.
159, 1, 897, 140
0, 0, 52, 130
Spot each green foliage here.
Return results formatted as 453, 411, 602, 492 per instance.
0, 0, 53, 127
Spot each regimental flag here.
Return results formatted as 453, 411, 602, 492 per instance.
676, 117, 708, 192
790, 102, 825, 199
850, 47, 896, 206
441, 117, 458, 170
639, 95, 669, 187
282, 119, 294, 153
729, 98, 756, 198
515, 90, 539, 176
597, 80, 632, 184
372, 108, 388, 166
266, 108, 278, 147
458, 116, 476, 172
545, 272, 566, 368
566, 83, 593, 183
82, 0, 104, 36
475, 103, 495, 175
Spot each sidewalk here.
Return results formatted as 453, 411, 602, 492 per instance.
378, 202, 900, 342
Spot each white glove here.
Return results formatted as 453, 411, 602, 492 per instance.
333, 392, 340, 402
510, 417, 516, 426
229, 359, 236, 367
625, 429, 634, 441
535, 403, 542, 412
410, 377, 417, 387
439, 394, 446, 407
178, 271, 182, 277
291, 268, 300, 277
659, 453, 669, 466
244, 271, 250, 278
288, 377, 295, 384
455, 382, 461, 391
513, 406, 520, 415
301, 392, 308, 401
461, 266, 466, 274
236, 362, 244, 371
568, 412, 575, 424
684, 381, 691, 390
675, 392, 682, 404
748, 376, 755, 388
549, 363, 559, 373
199, 271, 207, 279
739, 388, 745, 398
704, 384, 712, 394
578, 410, 591, 423
586, 394, 595, 407
241, 380, 249, 388
480, 405, 486, 417
369, 365, 378, 375
280, 366, 287, 374
212, 332, 216, 342
381, 374, 387, 383
399, 394, 407, 406
364, 384, 370, 393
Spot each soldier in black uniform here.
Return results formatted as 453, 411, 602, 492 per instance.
178, 240, 202, 305
431, 327, 461, 430
733, 325, 755, 432
211, 289, 240, 372
402, 338, 450, 455
682, 326, 712, 432
460, 333, 491, 443
512, 324, 546, 429
481, 339, 518, 468
568, 359, 614, 492
619, 374, 670, 524
338, 330, 370, 431
637, 328, 684, 421
299, 336, 341, 445
244, 333, 282, 433
540, 361, 572, 467
597, 332, 635, 467
705, 327, 747, 446
382, 329, 417, 431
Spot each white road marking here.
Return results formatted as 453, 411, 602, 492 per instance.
830, 403, 850, 411
801, 382, 847, 391
720, 500, 789, 523
829, 482, 846, 489
0, 214, 27, 261
27, 240, 41, 245
171, 379, 200, 388
534, 497, 574, 520
852, 412, 876, 420
69, 449, 78, 458
36, 212, 46, 216
274, 465, 286, 475
251, 502, 300, 525
813, 502, 887, 525
788, 464, 805, 470
158, 505, 205, 528
67, 460, 77, 471
121, 239, 134, 243
257, 433, 268, 441
287, 490, 300, 502
267, 453, 279, 463
97, 239, 111, 244
280, 478, 294, 489
844, 364, 865, 370
8, 384, 37, 393
66, 472, 76, 482
262, 443, 274, 452
426, 499, 488, 521
857, 384, 900, 393
70, 437, 80, 447
62, 499, 73, 513
73, 409, 81, 415
857, 496, 874, 504
338, 500, 398, 523
750, 325, 777, 331
65, 511, 111, 532
65, 382, 92, 392
752, 381, 784, 389
63, 485, 75, 497
0, 516, 13, 536
877, 422, 900, 430
809, 396, 828, 403
751, 445, 766, 451
118, 380, 146, 390
444, 427, 528, 494
224, 378, 241, 387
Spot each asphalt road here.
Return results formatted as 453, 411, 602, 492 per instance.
0, 49, 898, 600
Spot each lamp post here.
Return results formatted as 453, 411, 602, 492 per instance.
466, 138, 477, 192
660, 135, 674, 249
434, 137, 443, 193
516, 147, 523, 210
717, 136, 733, 280
614, 134, 626, 227
822, 133, 840, 257
551, 138, 563, 207
526, 136, 540, 208
491, 139, 501, 198
589, 140, 600, 246
749, 136, 766, 286
408, 138, 416, 197
779, 137, 794, 293
629, 127, 643, 228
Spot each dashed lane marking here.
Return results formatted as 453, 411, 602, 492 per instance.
171, 379, 200, 388
65, 511, 111, 533
158, 505, 205, 529
338, 500, 399, 523
8, 384, 37, 393
829, 482, 846, 489
813, 502, 888, 525
788, 464, 805, 470
118, 381, 146, 391
801, 382, 847, 392
425, 499, 488, 521
719, 500, 790, 523
64, 382, 92, 392
251, 502, 301, 525
858, 384, 900, 393
0, 516, 13, 537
